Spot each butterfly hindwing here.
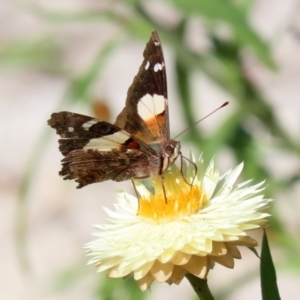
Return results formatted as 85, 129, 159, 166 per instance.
59, 148, 152, 188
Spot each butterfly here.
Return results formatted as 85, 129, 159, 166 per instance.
48, 30, 181, 189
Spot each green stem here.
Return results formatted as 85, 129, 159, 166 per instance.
185, 274, 215, 300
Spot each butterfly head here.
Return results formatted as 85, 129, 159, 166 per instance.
161, 140, 181, 172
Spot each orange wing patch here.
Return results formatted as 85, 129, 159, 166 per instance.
144, 113, 165, 140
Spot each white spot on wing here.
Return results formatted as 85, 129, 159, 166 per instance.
154, 40, 160, 46
138, 94, 165, 120
154, 63, 163, 72
82, 120, 98, 130
145, 61, 150, 70
84, 131, 131, 150
68, 127, 74, 132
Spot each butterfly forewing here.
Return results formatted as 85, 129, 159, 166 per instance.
48, 112, 127, 155
115, 30, 169, 143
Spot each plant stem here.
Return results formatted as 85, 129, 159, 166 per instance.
185, 274, 215, 300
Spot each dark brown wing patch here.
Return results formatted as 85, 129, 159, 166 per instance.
48, 112, 119, 139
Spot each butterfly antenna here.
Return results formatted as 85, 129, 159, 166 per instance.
174, 101, 229, 139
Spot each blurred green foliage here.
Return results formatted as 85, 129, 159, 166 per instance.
9, 0, 300, 299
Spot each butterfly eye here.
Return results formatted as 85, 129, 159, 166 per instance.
165, 144, 174, 156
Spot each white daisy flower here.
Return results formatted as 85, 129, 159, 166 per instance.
85, 154, 272, 291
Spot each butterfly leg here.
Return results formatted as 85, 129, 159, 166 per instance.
131, 178, 140, 206
180, 155, 197, 189
160, 175, 168, 203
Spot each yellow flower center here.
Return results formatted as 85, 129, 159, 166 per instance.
137, 180, 207, 224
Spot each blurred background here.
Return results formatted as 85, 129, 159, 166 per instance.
1, 0, 300, 299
